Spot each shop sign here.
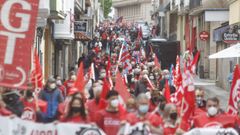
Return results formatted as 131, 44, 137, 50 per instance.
223, 25, 240, 44
74, 21, 88, 33
199, 31, 209, 41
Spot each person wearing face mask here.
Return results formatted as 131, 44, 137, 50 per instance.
38, 77, 64, 123
61, 96, 89, 123
134, 75, 149, 97
152, 95, 166, 118
193, 88, 207, 117
95, 90, 122, 135
2, 90, 24, 117
86, 84, 106, 122
163, 103, 189, 135
126, 97, 137, 113
55, 75, 66, 98
124, 93, 163, 134
149, 90, 161, 112
193, 97, 237, 128
64, 71, 77, 95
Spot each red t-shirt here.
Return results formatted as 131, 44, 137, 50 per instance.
126, 112, 163, 127
86, 99, 107, 122
22, 99, 47, 113
61, 115, 89, 123
194, 107, 206, 117
163, 120, 189, 135
95, 110, 122, 135
193, 113, 237, 128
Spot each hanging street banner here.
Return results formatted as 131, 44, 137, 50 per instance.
0, 116, 106, 135
0, 0, 39, 89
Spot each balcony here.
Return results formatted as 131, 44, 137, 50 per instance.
170, 0, 178, 13
189, 0, 227, 15
49, 0, 66, 19
112, 0, 140, 8
178, 0, 189, 15
37, 0, 50, 27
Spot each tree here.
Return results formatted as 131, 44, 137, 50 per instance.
100, 0, 112, 18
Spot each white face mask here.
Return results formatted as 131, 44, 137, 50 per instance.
49, 83, 56, 90
71, 75, 77, 81
110, 99, 119, 108
56, 80, 62, 85
208, 106, 218, 116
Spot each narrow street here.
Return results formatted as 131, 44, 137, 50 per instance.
194, 76, 229, 110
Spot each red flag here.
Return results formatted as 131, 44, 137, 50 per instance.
164, 80, 171, 103
189, 51, 200, 74
31, 49, 43, 89
227, 65, 240, 115
174, 55, 182, 87
154, 55, 161, 68
181, 69, 195, 121
170, 85, 184, 107
98, 78, 111, 109
115, 71, 131, 103
74, 62, 85, 92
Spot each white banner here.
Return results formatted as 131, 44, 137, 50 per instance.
0, 116, 106, 135
117, 122, 151, 135
184, 128, 238, 135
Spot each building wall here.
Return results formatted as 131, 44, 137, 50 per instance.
229, 0, 240, 25
209, 22, 222, 80
114, 0, 153, 24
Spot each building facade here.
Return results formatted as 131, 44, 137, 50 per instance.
35, 0, 101, 82
152, 0, 240, 90
112, 0, 153, 24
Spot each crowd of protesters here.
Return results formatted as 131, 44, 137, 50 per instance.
0, 21, 240, 135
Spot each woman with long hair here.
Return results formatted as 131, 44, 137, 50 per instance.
61, 94, 89, 123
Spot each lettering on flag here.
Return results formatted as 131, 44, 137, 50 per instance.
227, 65, 240, 115
0, 0, 40, 89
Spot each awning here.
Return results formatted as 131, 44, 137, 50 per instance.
209, 43, 240, 59
75, 32, 91, 41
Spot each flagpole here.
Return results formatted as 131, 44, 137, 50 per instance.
115, 42, 124, 74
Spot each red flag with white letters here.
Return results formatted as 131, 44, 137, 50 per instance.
181, 69, 195, 121
0, 0, 39, 89
227, 65, 240, 115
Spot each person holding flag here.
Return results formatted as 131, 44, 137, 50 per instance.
162, 103, 189, 135
38, 77, 64, 123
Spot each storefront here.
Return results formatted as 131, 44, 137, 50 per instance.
212, 24, 240, 90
